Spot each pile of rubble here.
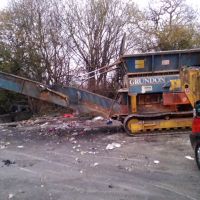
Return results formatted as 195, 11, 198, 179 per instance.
14, 114, 122, 137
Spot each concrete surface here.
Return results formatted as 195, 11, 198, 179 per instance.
0, 117, 200, 200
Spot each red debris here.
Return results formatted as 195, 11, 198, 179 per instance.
63, 114, 74, 118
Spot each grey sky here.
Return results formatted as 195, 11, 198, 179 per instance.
0, 0, 8, 9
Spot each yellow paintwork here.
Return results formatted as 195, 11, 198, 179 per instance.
127, 118, 192, 134
135, 60, 144, 69
180, 67, 200, 107
170, 79, 181, 91
131, 95, 137, 113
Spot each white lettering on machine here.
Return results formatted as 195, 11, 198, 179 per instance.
129, 77, 165, 86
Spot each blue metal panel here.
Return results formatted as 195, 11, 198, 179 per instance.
52, 85, 120, 112
128, 75, 180, 94
123, 49, 200, 73
126, 56, 152, 73
0, 71, 69, 107
154, 54, 178, 71
0, 76, 22, 93
179, 52, 200, 66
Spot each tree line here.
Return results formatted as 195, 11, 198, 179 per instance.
0, 0, 200, 95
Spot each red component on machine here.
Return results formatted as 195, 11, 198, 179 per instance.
163, 92, 190, 105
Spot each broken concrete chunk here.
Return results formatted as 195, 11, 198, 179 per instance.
72, 132, 78, 136
0, 145, 6, 149
69, 137, 75, 142
106, 142, 121, 150
8, 193, 14, 199
93, 162, 99, 167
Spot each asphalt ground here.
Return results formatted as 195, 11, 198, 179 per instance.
0, 118, 200, 200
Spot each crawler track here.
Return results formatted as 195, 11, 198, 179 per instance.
125, 128, 191, 137
123, 113, 192, 136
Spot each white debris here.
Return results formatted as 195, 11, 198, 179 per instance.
93, 162, 99, 167
88, 151, 96, 154
92, 116, 104, 122
185, 156, 194, 160
41, 185, 44, 188
80, 151, 86, 155
39, 84, 45, 89
69, 137, 75, 142
72, 132, 78, 136
8, 194, 14, 199
40, 122, 49, 127
84, 128, 92, 131
17, 146, 24, 149
106, 142, 121, 150
0, 145, 6, 149
59, 124, 69, 129
153, 160, 160, 164
80, 170, 83, 174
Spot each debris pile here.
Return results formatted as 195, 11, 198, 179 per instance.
15, 115, 122, 137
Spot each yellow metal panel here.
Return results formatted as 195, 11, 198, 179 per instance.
170, 79, 181, 91
135, 60, 144, 69
129, 118, 192, 134
131, 95, 137, 113
180, 67, 200, 107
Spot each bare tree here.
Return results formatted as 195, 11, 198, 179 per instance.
63, 0, 138, 92
0, 0, 72, 85
129, 0, 200, 51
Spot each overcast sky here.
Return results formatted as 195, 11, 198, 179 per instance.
0, 0, 199, 10
0, 0, 7, 9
